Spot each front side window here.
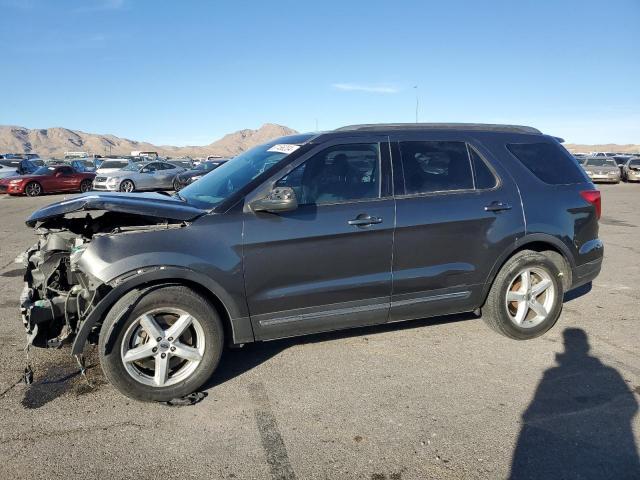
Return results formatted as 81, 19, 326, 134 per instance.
398, 141, 474, 194
276, 143, 380, 205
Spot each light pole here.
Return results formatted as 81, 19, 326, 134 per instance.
414, 85, 419, 123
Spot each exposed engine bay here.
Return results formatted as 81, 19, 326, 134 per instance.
19, 211, 185, 350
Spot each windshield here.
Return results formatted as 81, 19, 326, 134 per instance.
32, 166, 56, 176
629, 160, 640, 167
179, 135, 312, 209
585, 158, 616, 167
100, 160, 129, 169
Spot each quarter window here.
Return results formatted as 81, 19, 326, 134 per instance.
507, 142, 586, 185
469, 146, 498, 189
398, 141, 474, 194
276, 143, 380, 205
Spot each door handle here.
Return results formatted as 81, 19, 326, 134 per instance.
484, 201, 512, 212
348, 215, 383, 226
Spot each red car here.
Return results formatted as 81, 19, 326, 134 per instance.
0, 165, 95, 197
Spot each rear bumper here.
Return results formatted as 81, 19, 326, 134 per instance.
571, 257, 603, 290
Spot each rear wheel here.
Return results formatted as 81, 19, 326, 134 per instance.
482, 250, 564, 340
99, 285, 224, 402
120, 179, 135, 193
24, 182, 42, 197
80, 179, 93, 193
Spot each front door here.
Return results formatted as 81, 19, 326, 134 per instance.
243, 139, 395, 340
388, 133, 525, 322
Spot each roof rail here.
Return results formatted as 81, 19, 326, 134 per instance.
334, 123, 542, 135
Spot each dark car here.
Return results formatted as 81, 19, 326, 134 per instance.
172, 159, 229, 191
1, 165, 95, 196
18, 124, 603, 401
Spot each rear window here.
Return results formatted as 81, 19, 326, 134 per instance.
507, 142, 586, 184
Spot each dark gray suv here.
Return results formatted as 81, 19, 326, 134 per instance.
20, 124, 603, 401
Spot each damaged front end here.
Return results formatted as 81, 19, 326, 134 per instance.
19, 192, 206, 352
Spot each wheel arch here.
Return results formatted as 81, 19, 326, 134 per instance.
481, 234, 574, 305
71, 266, 253, 356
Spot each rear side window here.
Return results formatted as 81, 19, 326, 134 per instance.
507, 142, 586, 184
398, 141, 473, 194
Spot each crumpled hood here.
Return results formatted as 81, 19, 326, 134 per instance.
26, 192, 207, 227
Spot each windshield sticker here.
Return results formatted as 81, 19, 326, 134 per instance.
267, 144, 300, 155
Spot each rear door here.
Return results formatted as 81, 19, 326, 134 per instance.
243, 137, 395, 340
156, 163, 179, 188
389, 132, 524, 322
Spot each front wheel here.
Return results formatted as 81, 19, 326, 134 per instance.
24, 181, 42, 197
482, 250, 564, 340
99, 285, 224, 402
173, 179, 182, 192
119, 179, 135, 193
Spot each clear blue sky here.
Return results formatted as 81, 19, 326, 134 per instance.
1, 0, 638, 145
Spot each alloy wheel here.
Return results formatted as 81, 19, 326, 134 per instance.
505, 267, 556, 328
120, 180, 134, 193
120, 308, 206, 387
25, 182, 41, 196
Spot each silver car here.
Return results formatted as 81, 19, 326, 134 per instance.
93, 161, 185, 192
623, 158, 640, 182
582, 157, 621, 183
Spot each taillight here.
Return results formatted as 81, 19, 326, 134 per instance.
580, 190, 601, 220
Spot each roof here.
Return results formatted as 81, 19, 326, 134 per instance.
333, 123, 542, 135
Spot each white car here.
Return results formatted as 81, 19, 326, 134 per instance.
96, 159, 135, 174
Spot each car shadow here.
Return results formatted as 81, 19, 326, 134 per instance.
563, 281, 592, 303
203, 311, 476, 391
509, 328, 640, 479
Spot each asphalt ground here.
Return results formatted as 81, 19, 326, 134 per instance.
0, 185, 638, 480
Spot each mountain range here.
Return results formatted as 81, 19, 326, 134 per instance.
0, 123, 298, 158
1, 124, 637, 158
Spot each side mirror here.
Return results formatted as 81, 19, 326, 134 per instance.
251, 187, 298, 213
55, 172, 63, 177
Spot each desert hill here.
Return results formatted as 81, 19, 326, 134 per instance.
0, 123, 298, 158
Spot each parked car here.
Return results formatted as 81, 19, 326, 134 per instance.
0, 158, 39, 179
69, 159, 97, 172
19, 124, 603, 401
170, 158, 195, 170
96, 158, 139, 174
92, 161, 185, 192
172, 159, 229, 191
0, 165, 95, 196
581, 157, 621, 183
623, 158, 640, 182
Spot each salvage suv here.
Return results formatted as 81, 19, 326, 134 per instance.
19, 124, 603, 401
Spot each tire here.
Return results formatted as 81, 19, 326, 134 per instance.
120, 180, 135, 193
173, 179, 182, 192
80, 179, 93, 193
24, 181, 42, 197
482, 250, 564, 340
99, 285, 224, 402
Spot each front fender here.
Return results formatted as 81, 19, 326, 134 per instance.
70, 265, 253, 355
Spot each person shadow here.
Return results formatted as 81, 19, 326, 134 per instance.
510, 328, 640, 479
